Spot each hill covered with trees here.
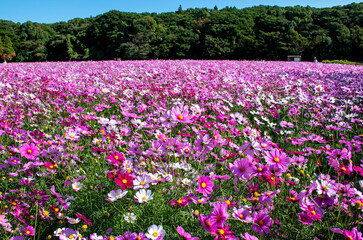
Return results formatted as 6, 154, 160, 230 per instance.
0, 3, 362, 62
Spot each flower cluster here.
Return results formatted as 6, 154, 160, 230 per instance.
0, 60, 362, 239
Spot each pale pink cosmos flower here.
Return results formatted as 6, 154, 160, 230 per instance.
171, 105, 193, 125
66, 129, 80, 141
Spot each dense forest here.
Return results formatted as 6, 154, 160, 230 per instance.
0, 3, 362, 62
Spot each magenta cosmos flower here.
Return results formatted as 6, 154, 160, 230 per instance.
264, 149, 290, 172
105, 151, 125, 166
197, 175, 214, 197
115, 173, 133, 190
19, 143, 39, 160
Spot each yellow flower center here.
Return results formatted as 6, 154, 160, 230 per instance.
201, 182, 206, 188
153, 232, 159, 237
43, 210, 49, 216
26, 231, 31, 235
178, 115, 183, 120
114, 155, 119, 160
197, 199, 202, 203
258, 167, 263, 172
142, 196, 147, 200
225, 200, 230, 205
218, 229, 225, 235
27, 150, 32, 154
177, 199, 182, 204
122, 179, 127, 184
273, 157, 280, 163
140, 181, 145, 185
311, 211, 316, 215
322, 186, 328, 191
341, 167, 346, 171
69, 235, 74, 239
239, 214, 244, 219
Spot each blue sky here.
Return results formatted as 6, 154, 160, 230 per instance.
1, 0, 359, 24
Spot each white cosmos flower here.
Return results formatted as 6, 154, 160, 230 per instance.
98, 117, 109, 125
146, 225, 166, 240
135, 189, 153, 203
124, 212, 137, 223
181, 178, 191, 186
66, 217, 80, 224
107, 189, 128, 202
72, 182, 82, 192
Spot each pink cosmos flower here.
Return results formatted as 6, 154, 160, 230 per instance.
196, 175, 214, 197
24, 226, 35, 236
298, 212, 312, 225
0, 214, 9, 226
176, 226, 199, 240
251, 210, 273, 236
264, 149, 290, 172
171, 105, 193, 125
241, 232, 259, 240
233, 207, 253, 223
19, 143, 39, 160
229, 158, 253, 179
210, 224, 235, 239
199, 214, 214, 232
10, 237, 25, 240
210, 202, 230, 228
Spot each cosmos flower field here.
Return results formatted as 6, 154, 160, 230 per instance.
0, 60, 362, 240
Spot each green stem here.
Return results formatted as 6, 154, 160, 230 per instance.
33, 201, 39, 240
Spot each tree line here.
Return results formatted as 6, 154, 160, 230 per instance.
0, 3, 362, 62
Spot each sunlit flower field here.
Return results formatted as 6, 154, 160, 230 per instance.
0, 60, 362, 240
